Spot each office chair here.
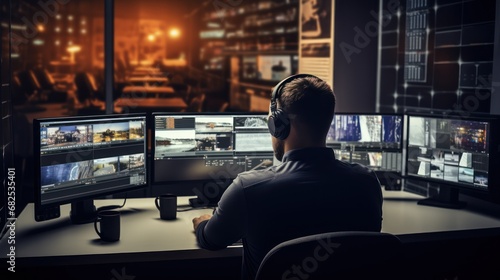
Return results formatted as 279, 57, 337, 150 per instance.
13, 70, 47, 112
218, 101, 229, 112
32, 68, 68, 102
182, 93, 205, 112
16, 70, 42, 100
255, 231, 403, 280
171, 83, 191, 100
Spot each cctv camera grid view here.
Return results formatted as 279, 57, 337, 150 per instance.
39, 118, 147, 191
153, 115, 274, 182
154, 115, 272, 158
407, 116, 490, 189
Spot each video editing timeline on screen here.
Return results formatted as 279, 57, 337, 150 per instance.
407, 116, 490, 189
153, 114, 274, 183
326, 114, 403, 172
38, 117, 147, 205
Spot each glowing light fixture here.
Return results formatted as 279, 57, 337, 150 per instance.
33, 39, 44, 46
169, 28, 180, 38
67, 45, 82, 63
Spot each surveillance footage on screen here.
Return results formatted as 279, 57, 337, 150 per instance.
155, 130, 197, 157
328, 115, 382, 143
41, 160, 94, 187
235, 133, 272, 152
93, 157, 119, 176
41, 125, 93, 150
93, 122, 130, 143
195, 117, 233, 133
407, 116, 490, 189
234, 116, 268, 129
195, 133, 233, 152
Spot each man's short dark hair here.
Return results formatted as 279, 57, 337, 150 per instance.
278, 76, 335, 141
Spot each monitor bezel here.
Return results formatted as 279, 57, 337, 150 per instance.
33, 113, 149, 214
151, 111, 273, 185
404, 112, 500, 195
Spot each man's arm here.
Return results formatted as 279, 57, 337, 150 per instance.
193, 214, 212, 231
193, 177, 247, 250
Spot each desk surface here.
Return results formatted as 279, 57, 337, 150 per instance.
0, 197, 232, 265
2, 191, 500, 265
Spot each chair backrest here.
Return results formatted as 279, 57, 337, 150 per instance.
16, 70, 41, 95
33, 68, 57, 89
255, 231, 402, 280
186, 93, 205, 112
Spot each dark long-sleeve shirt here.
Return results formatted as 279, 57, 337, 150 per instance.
195, 147, 383, 280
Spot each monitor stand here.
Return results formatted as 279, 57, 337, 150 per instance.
417, 185, 467, 209
70, 200, 97, 224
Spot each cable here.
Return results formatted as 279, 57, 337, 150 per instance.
97, 195, 127, 212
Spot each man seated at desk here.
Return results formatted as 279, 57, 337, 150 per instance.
192, 74, 383, 280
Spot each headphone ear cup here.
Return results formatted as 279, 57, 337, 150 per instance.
268, 109, 290, 140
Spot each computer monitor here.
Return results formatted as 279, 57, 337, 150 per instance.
326, 113, 403, 174
153, 112, 274, 206
34, 114, 148, 223
406, 113, 500, 208
241, 55, 296, 84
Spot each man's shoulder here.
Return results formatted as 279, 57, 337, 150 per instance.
334, 160, 379, 181
234, 166, 276, 189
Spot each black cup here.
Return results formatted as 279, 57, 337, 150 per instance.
155, 194, 177, 220
94, 210, 120, 242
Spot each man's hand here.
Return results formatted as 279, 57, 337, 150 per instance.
192, 214, 212, 231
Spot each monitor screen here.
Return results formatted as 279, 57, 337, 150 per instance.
326, 114, 403, 150
326, 113, 403, 173
153, 113, 274, 183
257, 55, 292, 81
34, 114, 147, 221
406, 115, 491, 191
242, 56, 258, 80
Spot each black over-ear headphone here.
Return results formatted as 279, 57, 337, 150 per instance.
268, 73, 318, 140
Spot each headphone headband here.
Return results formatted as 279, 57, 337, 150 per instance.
270, 74, 318, 103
